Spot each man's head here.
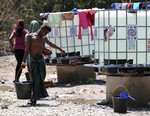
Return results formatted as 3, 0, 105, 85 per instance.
40, 25, 51, 36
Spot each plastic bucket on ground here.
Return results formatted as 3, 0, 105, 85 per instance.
15, 81, 32, 99
112, 96, 128, 113
112, 85, 129, 113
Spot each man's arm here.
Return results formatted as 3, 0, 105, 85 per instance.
45, 37, 65, 54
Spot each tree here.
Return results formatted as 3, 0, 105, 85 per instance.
0, 0, 148, 40
0, 0, 39, 40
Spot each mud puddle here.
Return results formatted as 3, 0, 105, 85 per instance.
58, 98, 99, 104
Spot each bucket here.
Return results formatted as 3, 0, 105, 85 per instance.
112, 85, 129, 113
112, 96, 128, 113
15, 68, 32, 99
15, 81, 32, 99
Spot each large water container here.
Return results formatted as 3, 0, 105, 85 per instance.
94, 10, 150, 65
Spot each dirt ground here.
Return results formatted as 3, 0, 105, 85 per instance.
0, 55, 150, 116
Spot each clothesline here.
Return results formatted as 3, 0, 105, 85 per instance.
111, 2, 150, 10
40, 8, 96, 41
41, 7, 118, 23
40, 8, 100, 15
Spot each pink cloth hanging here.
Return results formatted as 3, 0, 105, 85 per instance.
78, 10, 95, 40
87, 10, 95, 25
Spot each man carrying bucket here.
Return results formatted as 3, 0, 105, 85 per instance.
21, 25, 65, 105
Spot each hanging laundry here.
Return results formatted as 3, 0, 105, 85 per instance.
87, 10, 95, 25
141, 2, 149, 9
61, 12, 74, 20
127, 3, 133, 9
111, 3, 115, 9
111, 2, 150, 10
117, 4, 122, 9
114, 3, 120, 9
133, 2, 140, 10
40, 13, 49, 21
47, 13, 62, 25
139, 2, 144, 9
114, 3, 122, 9
122, 3, 128, 9
71, 8, 78, 13
78, 10, 95, 40
146, 3, 150, 9
104, 25, 115, 42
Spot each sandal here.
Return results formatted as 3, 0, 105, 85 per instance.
13, 80, 19, 83
27, 99, 37, 106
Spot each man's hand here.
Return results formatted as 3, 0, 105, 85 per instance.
21, 62, 26, 68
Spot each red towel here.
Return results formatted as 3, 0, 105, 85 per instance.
87, 10, 95, 25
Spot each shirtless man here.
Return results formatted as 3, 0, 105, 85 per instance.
21, 25, 65, 105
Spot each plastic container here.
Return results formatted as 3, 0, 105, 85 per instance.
112, 85, 129, 113
15, 81, 32, 99
112, 96, 128, 113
